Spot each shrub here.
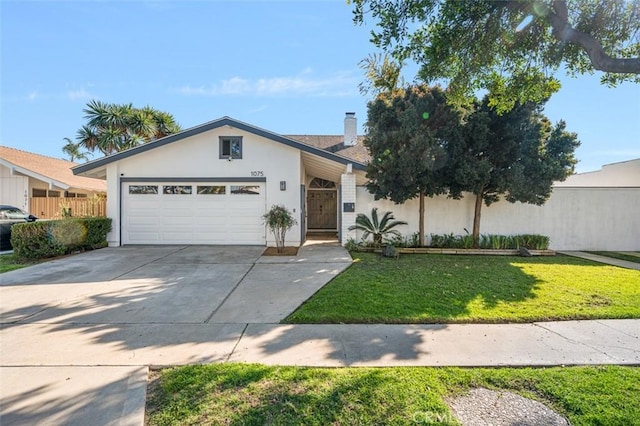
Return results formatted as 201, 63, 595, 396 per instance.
344, 238, 361, 252
428, 233, 550, 250
82, 217, 113, 249
11, 217, 112, 260
10, 221, 66, 259
349, 208, 407, 247
517, 234, 551, 250
263, 205, 297, 253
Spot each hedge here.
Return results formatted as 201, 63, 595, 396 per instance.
11, 217, 112, 260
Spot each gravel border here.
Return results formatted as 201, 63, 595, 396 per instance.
448, 388, 570, 425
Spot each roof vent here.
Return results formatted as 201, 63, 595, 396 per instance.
344, 112, 357, 146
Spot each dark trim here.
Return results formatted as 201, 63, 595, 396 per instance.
120, 177, 267, 183
72, 116, 367, 175
300, 184, 306, 244
118, 175, 122, 247
337, 183, 342, 243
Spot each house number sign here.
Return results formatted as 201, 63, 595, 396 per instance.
250, 171, 264, 177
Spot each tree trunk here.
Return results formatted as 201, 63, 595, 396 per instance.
473, 193, 483, 247
419, 190, 425, 247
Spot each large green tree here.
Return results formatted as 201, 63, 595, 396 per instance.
364, 85, 463, 245
76, 100, 181, 155
448, 96, 580, 242
352, 0, 640, 111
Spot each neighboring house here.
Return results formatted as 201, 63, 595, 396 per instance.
72, 114, 639, 250
554, 158, 640, 188
0, 146, 107, 217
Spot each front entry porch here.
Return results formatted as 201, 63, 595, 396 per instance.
306, 178, 338, 233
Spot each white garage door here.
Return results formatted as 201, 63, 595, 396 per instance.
122, 182, 266, 245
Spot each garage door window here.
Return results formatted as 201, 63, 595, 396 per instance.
129, 185, 158, 194
231, 185, 261, 195
197, 185, 226, 195
163, 185, 192, 195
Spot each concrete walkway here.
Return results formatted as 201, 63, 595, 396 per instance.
1, 244, 639, 425
560, 250, 640, 270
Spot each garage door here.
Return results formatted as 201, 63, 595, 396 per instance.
122, 182, 266, 245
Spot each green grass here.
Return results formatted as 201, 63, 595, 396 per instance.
146, 364, 640, 426
0, 254, 29, 273
286, 253, 640, 324
587, 251, 640, 264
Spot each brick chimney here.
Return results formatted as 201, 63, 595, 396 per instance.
344, 112, 357, 146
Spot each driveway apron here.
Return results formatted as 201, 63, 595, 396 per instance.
0, 243, 352, 425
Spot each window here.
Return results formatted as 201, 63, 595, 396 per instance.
32, 189, 47, 197
197, 185, 226, 195
309, 178, 336, 189
48, 190, 60, 197
163, 185, 192, 195
129, 185, 158, 195
219, 136, 242, 159
230, 185, 260, 195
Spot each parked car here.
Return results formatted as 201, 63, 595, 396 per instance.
0, 205, 37, 251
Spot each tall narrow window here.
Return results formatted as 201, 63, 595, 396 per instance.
219, 136, 243, 159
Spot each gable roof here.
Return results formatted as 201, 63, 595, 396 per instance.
73, 116, 368, 177
0, 146, 106, 192
285, 135, 371, 163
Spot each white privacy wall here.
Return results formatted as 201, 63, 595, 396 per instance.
356, 186, 640, 250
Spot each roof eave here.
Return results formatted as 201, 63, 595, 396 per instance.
1, 158, 70, 190
72, 116, 367, 175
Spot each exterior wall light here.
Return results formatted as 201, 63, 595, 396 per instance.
280, 181, 286, 191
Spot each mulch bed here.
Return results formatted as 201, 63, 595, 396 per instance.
262, 246, 299, 256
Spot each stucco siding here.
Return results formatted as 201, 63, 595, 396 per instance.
356, 186, 640, 250
0, 164, 28, 210
106, 127, 302, 246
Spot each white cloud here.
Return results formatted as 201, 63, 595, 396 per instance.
176, 70, 357, 98
27, 91, 39, 101
248, 105, 269, 113
220, 77, 252, 95
67, 89, 92, 101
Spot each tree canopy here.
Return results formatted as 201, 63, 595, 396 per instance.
448, 96, 580, 241
75, 100, 181, 155
364, 85, 580, 244
352, 0, 640, 111
364, 85, 463, 244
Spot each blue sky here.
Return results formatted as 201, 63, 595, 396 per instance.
1, 1, 638, 173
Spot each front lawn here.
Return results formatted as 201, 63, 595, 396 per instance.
286, 253, 640, 324
146, 364, 640, 426
0, 254, 29, 274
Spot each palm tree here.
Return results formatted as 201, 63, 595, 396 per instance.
76, 100, 181, 155
348, 207, 407, 246
61, 138, 90, 162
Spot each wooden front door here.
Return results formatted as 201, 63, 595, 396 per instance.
307, 190, 337, 229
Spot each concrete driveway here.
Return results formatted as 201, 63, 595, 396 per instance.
0, 243, 352, 425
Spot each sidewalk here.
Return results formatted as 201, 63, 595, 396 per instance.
2, 319, 639, 425
560, 250, 640, 270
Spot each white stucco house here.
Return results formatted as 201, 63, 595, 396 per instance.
73, 114, 640, 251
1, 146, 106, 217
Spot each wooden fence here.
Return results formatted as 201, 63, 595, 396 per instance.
30, 197, 107, 219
